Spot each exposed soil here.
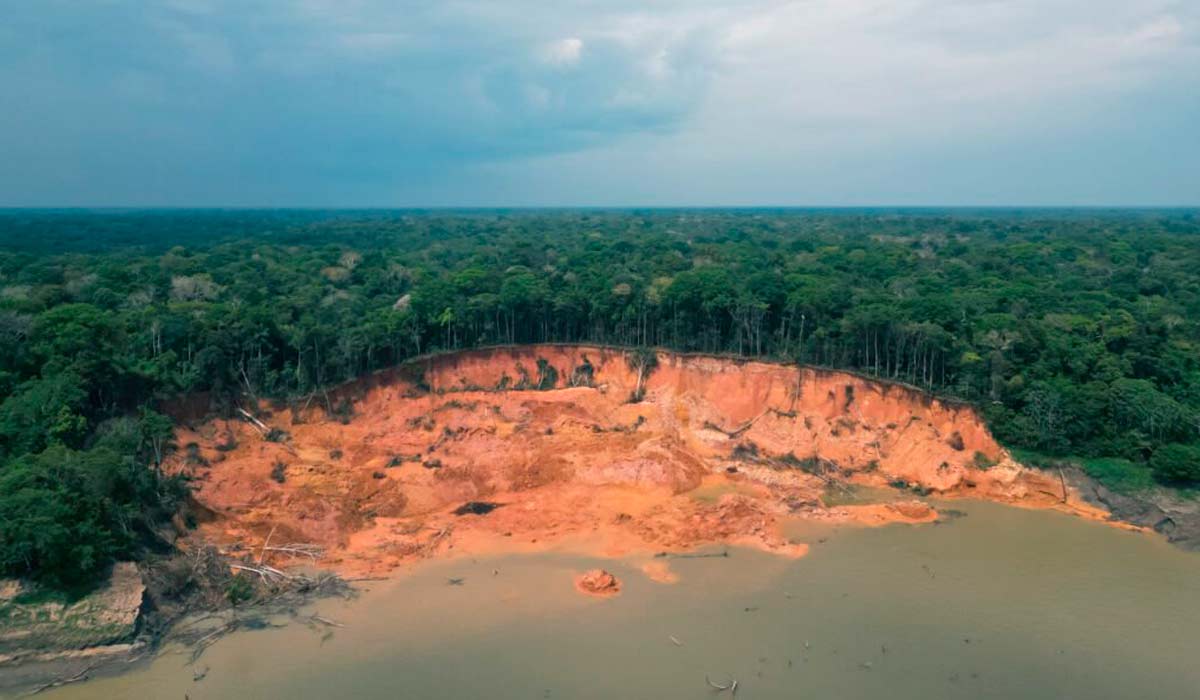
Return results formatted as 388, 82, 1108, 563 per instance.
574, 569, 621, 597
166, 345, 1113, 583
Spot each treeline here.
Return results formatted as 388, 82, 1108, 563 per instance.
1, 209, 1198, 585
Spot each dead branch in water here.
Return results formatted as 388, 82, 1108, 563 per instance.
657, 550, 729, 560
183, 616, 283, 664
705, 674, 739, 695
180, 583, 351, 664
705, 675, 731, 691
187, 619, 240, 664
22, 663, 98, 697
308, 614, 345, 628
141, 542, 356, 670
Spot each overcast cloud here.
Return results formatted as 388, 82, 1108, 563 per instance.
1, 0, 1197, 205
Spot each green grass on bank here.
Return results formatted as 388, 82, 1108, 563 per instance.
1010, 448, 1156, 495
1078, 457, 1156, 494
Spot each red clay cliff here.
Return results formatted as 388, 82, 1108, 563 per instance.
167, 345, 1108, 579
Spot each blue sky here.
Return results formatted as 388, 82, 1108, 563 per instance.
1, 0, 1197, 206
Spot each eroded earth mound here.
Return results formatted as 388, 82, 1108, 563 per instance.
575, 569, 622, 597
168, 346, 1102, 578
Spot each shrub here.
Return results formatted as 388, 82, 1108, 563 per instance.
513, 365, 533, 390
535, 358, 559, 390
226, 575, 255, 606
1150, 444, 1200, 485
626, 347, 658, 402
185, 442, 209, 467
569, 358, 595, 387
972, 451, 997, 470
214, 433, 239, 452
332, 398, 354, 424
1081, 457, 1155, 493
731, 442, 760, 460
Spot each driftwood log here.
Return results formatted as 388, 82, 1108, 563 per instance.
23, 663, 98, 697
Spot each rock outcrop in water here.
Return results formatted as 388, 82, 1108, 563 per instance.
168, 345, 1097, 577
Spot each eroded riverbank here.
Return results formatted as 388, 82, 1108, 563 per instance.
3, 345, 1172, 693
166, 345, 1104, 579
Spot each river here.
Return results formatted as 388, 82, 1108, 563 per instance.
33, 499, 1200, 699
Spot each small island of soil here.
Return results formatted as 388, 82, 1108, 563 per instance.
574, 569, 622, 597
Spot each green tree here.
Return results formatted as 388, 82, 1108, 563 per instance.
1150, 443, 1200, 484
0, 446, 181, 587
0, 374, 89, 456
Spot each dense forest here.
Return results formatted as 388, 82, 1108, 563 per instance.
2, 208, 1198, 587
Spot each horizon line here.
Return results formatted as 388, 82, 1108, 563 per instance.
2, 205, 1198, 212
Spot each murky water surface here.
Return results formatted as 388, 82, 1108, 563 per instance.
33, 500, 1200, 699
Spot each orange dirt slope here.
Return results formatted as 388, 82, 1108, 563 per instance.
167, 345, 1104, 578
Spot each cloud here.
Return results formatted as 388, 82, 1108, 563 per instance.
1, 0, 723, 203
0, 0, 1196, 205
1126, 15, 1184, 45
541, 38, 584, 68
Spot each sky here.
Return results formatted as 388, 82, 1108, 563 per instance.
1, 0, 1198, 207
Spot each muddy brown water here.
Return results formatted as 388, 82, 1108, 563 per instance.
25, 500, 1200, 699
